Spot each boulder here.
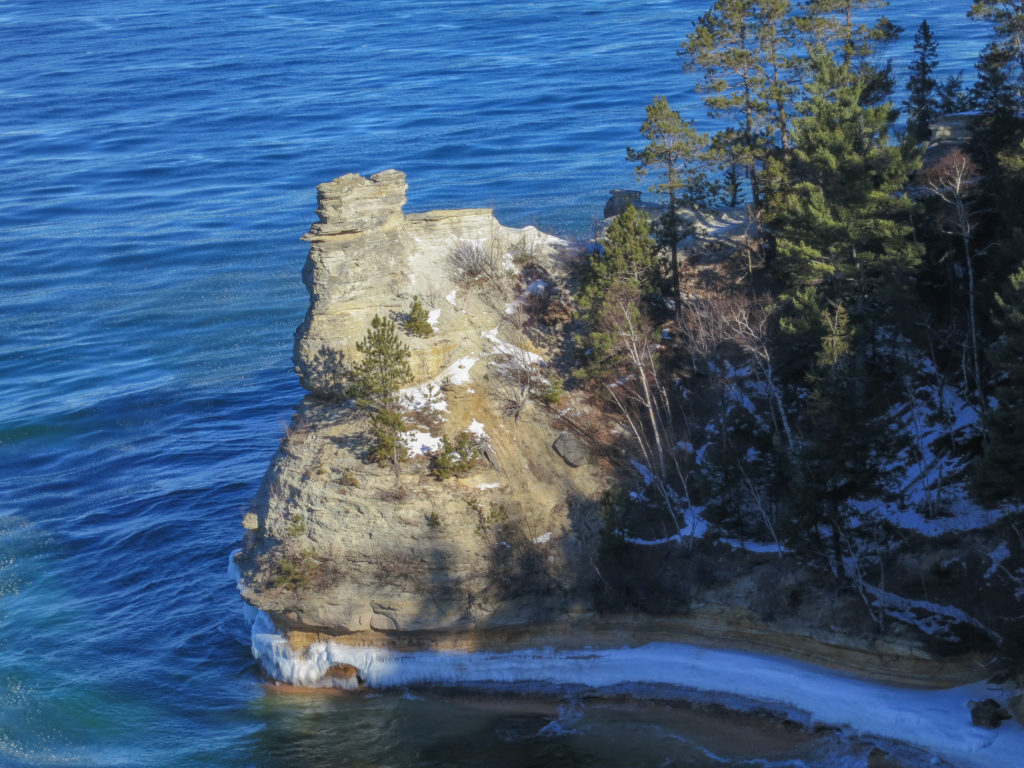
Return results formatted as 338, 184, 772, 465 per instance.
553, 431, 588, 468
969, 697, 1011, 728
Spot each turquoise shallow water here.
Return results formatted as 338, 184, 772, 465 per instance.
0, 2, 987, 765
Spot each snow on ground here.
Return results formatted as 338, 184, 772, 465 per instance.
402, 430, 443, 456
398, 357, 479, 416
442, 356, 477, 386
248, 609, 1023, 767
427, 307, 441, 330
986, 542, 1011, 579
481, 327, 544, 364
468, 418, 487, 438
860, 582, 1002, 644
399, 382, 448, 413
445, 289, 457, 307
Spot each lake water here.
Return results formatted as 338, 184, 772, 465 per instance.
0, 2, 988, 765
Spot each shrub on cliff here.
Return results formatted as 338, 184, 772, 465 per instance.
403, 295, 434, 337
350, 315, 413, 409
350, 315, 413, 469
430, 431, 481, 480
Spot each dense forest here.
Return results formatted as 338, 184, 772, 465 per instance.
568, 0, 1024, 617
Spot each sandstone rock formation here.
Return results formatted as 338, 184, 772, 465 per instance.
236, 171, 1003, 695
238, 169, 610, 642
294, 170, 559, 395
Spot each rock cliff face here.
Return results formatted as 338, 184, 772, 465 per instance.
294, 170, 554, 394
239, 170, 609, 641
235, 171, 1006, 694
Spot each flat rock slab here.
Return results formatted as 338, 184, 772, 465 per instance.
553, 431, 588, 468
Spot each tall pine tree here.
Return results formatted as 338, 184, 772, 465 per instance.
905, 20, 940, 142
627, 96, 716, 315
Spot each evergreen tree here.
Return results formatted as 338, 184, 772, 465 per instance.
970, 43, 1024, 164
798, 0, 900, 71
679, 0, 798, 210
969, 0, 1024, 101
403, 295, 433, 337
351, 315, 413, 410
905, 20, 940, 142
936, 73, 972, 114
627, 96, 716, 314
350, 315, 414, 467
977, 266, 1024, 501
770, 52, 922, 334
787, 302, 897, 567
578, 206, 660, 370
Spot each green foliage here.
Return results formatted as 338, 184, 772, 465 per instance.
770, 51, 922, 348
351, 315, 413, 411
936, 73, 972, 113
577, 205, 660, 370
403, 296, 434, 337
628, 95, 719, 210
628, 95, 716, 308
679, 0, 798, 209
430, 431, 481, 480
285, 513, 306, 538
367, 407, 409, 467
978, 267, 1024, 500
273, 549, 314, 591
905, 20, 939, 142
473, 500, 510, 535
536, 375, 564, 407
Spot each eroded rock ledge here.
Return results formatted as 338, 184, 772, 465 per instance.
236, 170, 1004, 696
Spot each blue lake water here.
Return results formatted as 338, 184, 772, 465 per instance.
0, 2, 989, 765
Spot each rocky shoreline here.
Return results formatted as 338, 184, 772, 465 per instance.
235, 170, 1023, 764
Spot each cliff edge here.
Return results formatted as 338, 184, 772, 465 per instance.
235, 171, 1016, 699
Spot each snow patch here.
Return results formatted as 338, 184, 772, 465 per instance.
445, 289, 457, 307
403, 430, 443, 456
427, 307, 441, 330
533, 531, 552, 544
985, 542, 1010, 580
442, 356, 478, 386
468, 419, 487, 439
482, 327, 544, 364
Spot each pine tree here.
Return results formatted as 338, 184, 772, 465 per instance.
350, 315, 414, 467
906, 20, 940, 142
403, 295, 433, 337
977, 266, 1024, 500
969, 0, 1024, 102
770, 52, 922, 328
627, 96, 716, 315
798, 0, 900, 70
787, 301, 896, 567
351, 315, 413, 409
936, 73, 972, 114
578, 205, 660, 371
970, 43, 1024, 164
679, 0, 798, 210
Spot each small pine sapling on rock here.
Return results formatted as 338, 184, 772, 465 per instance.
403, 295, 434, 337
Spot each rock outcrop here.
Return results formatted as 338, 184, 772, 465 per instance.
294, 170, 556, 395
239, 169, 609, 641
236, 171, 1006, 696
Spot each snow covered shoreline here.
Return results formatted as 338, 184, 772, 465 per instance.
246, 606, 1022, 767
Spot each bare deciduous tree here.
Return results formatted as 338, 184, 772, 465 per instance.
923, 148, 986, 411
600, 285, 690, 532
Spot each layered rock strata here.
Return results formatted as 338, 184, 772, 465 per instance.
236, 171, 1004, 698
